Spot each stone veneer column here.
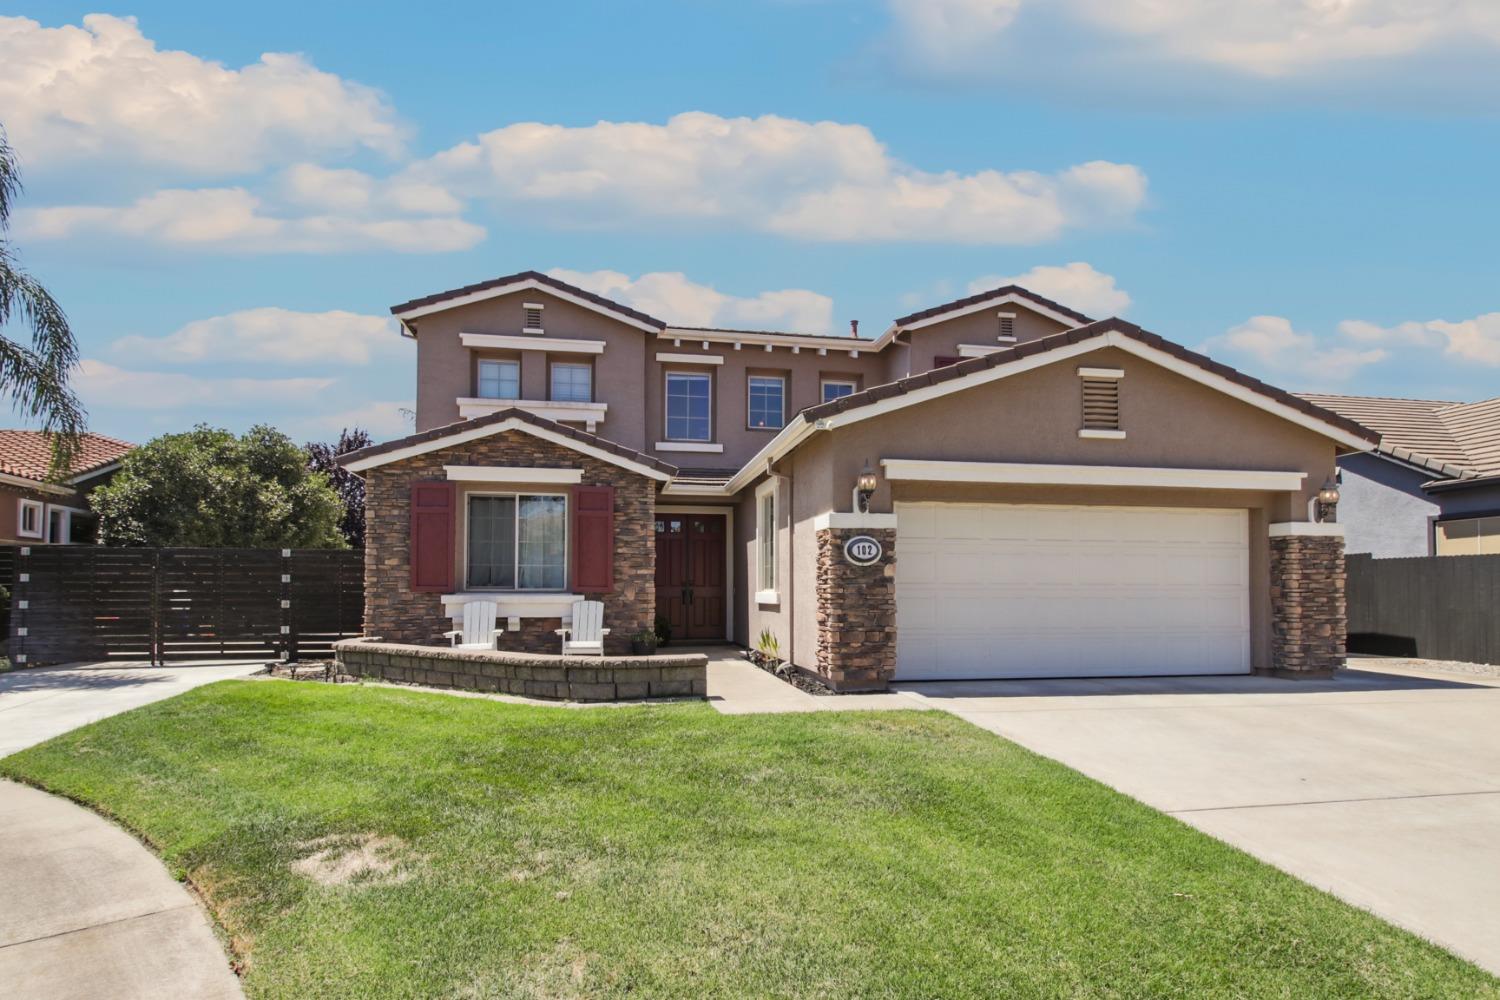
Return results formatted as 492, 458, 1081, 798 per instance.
1268, 526, 1346, 676
815, 527, 897, 691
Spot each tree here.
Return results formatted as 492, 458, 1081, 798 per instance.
306, 427, 371, 547
91, 425, 346, 548
0, 126, 85, 474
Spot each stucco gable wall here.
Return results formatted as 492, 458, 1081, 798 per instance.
816, 345, 1339, 517
884, 304, 1074, 382
413, 288, 649, 447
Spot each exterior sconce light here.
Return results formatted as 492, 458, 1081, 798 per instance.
1315, 478, 1340, 523
855, 462, 878, 514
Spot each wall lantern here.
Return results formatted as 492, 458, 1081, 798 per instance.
1315, 478, 1341, 523
855, 462, 878, 514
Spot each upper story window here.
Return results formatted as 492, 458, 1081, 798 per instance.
477, 359, 520, 399
665, 372, 712, 442
821, 379, 857, 403
747, 375, 786, 430
551, 362, 593, 403
467, 493, 567, 590
523, 302, 544, 333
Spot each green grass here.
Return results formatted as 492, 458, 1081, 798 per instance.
2, 680, 1493, 999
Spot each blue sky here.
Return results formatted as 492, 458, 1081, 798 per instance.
5, 2, 1500, 445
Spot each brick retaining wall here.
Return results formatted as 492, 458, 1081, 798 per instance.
335, 639, 706, 702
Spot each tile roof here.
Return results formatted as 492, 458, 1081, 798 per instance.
666, 325, 876, 344
0, 431, 135, 484
336, 406, 679, 476
892, 284, 1095, 328
390, 270, 668, 328
801, 319, 1378, 444
1297, 393, 1500, 481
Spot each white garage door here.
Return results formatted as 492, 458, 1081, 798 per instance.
894, 502, 1250, 680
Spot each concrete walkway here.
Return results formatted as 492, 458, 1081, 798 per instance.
702, 650, 928, 714
899, 661, 1500, 975
1, 662, 258, 998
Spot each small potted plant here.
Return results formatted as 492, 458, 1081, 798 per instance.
631, 629, 659, 656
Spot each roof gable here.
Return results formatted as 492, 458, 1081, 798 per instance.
893, 285, 1094, 330
390, 270, 667, 331
338, 407, 677, 480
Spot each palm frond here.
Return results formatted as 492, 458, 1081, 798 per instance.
0, 126, 18, 232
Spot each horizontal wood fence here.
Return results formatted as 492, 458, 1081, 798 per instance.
5, 545, 363, 666
1347, 552, 1500, 666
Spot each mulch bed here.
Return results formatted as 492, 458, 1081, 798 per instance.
743, 652, 834, 695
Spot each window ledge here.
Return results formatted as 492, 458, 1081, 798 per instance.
457, 398, 607, 426
1078, 429, 1127, 440
656, 441, 724, 453
755, 589, 780, 606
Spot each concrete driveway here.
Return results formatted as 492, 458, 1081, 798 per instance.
1, 661, 260, 998
0, 660, 263, 757
900, 659, 1500, 976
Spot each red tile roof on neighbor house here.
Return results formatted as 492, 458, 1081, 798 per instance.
1297, 393, 1500, 483
0, 431, 135, 484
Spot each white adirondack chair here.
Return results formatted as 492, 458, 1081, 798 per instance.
443, 601, 504, 650
556, 600, 609, 656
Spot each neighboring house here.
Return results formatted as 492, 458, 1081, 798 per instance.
340, 270, 1377, 688
0, 431, 135, 545
1297, 394, 1500, 558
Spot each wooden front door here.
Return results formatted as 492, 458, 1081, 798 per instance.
655, 512, 726, 641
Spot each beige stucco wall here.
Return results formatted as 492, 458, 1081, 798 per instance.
754, 345, 1343, 671
882, 304, 1075, 382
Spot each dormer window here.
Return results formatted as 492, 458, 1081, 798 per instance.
998, 312, 1016, 342
1077, 366, 1124, 439
523, 302, 544, 334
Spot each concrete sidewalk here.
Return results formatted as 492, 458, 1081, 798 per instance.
0, 780, 243, 999
702, 649, 928, 714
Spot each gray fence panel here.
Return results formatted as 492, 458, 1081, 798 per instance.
1347, 552, 1500, 665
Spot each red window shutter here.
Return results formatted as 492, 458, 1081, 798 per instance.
572, 485, 615, 593
933, 355, 961, 369
409, 481, 455, 593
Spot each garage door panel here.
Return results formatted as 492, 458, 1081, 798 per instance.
894, 502, 1251, 680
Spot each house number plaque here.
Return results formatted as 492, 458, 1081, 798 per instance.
843, 535, 883, 566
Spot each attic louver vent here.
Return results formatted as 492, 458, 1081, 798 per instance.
523, 305, 544, 331
999, 315, 1015, 339
1081, 376, 1120, 431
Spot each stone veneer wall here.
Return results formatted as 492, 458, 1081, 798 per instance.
814, 527, 898, 691
335, 640, 706, 702
1269, 533, 1346, 675
363, 430, 655, 655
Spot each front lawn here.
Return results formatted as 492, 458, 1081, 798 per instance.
2, 681, 1492, 998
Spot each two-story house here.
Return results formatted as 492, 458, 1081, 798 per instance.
341, 270, 1377, 689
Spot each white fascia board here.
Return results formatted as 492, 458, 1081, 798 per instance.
1078, 366, 1125, 379
345, 417, 671, 481
461, 332, 605, 354
880, 459, 1307, 492
811, 512, 899, 531
722, 415, 816, 495
656, 352, 724, 366
1269, 521, 1345, 537
660, 482, 732, 497
900, 293, 1086, 333
444, 465, 583, 484
395, 278, 662, 332
661, 329, 872, 354
67, 462, 123, 485
0, 472, 72, 495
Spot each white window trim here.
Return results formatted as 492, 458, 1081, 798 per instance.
655, 441, 725, 453
755, 478, 779, 604
656, 352, 724, 366
664, 370, 714, 444
462, 491, 570, 593
17, 498, 43, 539
476, 358, 521, 400
460, 332, 604, 354
1078, 366, 1125, 379
444, 466, 582, 484
1078, 429, 1127, 440
549, 361, 594, 403
820, 378, 858, 403
957, 343, 1005, 358
747, 373, 787, 431
522, 301, 544, 334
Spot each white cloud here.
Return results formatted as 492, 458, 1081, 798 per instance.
75, 359, 334, 410
113, 308, 403, 366
0, 14, 404, 173
1341, 313, 1500, 366
884, 1, 1500, 103
21, 186, 484, 254
548, 269, 835, 333
410, 112, 1146, 244
967, 262, 1130, 316
1202, 315, 1387, 383
312, 400, 414, 439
